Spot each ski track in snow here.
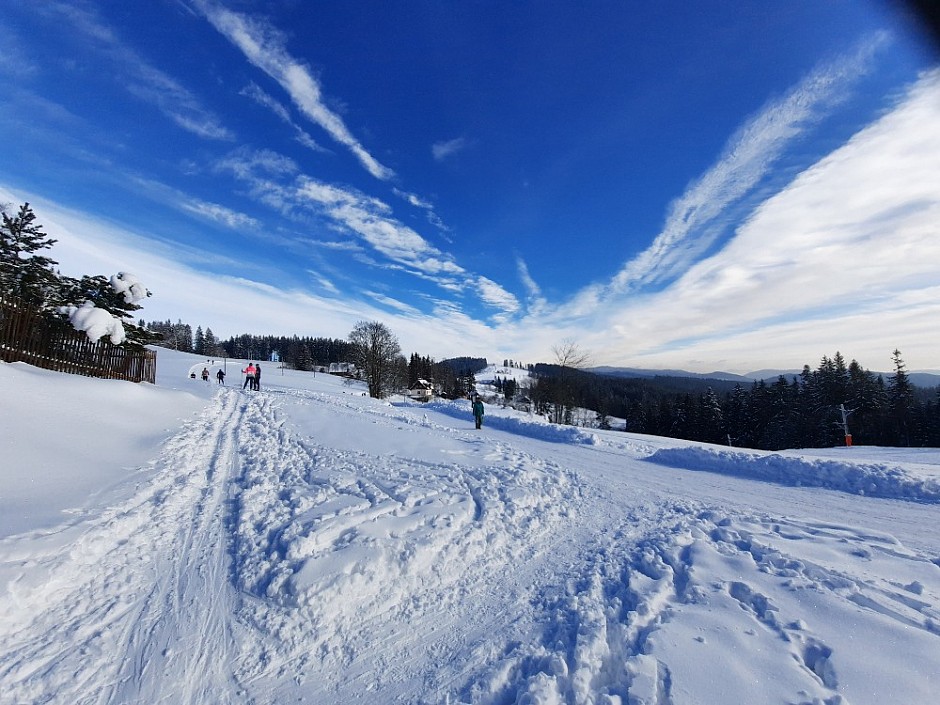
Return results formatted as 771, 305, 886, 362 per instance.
2, 378, 939, 704
0, 388, 252, 704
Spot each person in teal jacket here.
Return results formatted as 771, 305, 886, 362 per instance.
472, 395, 484, 429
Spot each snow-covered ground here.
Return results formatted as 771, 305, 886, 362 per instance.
1, 350, 938, 704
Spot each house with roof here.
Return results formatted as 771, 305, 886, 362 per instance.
406, 378, 434, 402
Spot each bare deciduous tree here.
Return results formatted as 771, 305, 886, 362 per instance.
348, 320, 404, 399
545, 339, 592, 424
552, 339, 591, 370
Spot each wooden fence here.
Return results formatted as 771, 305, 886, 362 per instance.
0, 296, 156, 383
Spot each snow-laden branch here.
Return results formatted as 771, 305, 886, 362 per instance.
62, 301, 127, 345
60, 272, 148, 345
110, 272, 148, 304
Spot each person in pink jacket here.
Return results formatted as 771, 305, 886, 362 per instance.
242, 363, 256, 389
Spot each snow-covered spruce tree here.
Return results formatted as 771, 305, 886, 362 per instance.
699, 386, 724, 444
193, 326, 206, 355
888, 349, 915, 446
0, 202, 61, 307
58, 273, 160, 350
204, 327, 219, 356
348, 320, 404, 399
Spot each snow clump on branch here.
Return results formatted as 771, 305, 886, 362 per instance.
63, 301, 127, 345
60, 272, 148, 345
110, 272, 148, 303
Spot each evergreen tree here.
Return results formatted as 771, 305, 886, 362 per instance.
699, 387, 724, 444
624, 400, 647, 434
887, 349, 915, 446
194, 326, 206, 355
0, 202, 60, 306
724, 384, 750, 446
845, 359, 883, 445
204, 328, 218, 356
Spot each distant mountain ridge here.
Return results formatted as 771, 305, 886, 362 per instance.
592, 366, 940, 388
591, 367, 754, 383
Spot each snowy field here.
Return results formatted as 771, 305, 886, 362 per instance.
1, 350, 939, 705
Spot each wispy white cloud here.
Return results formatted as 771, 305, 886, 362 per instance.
308, 239, 363, 253
0, 23, 38, 79
425, 211, 453, 237
211, 150, 492, 304
432, 137, 469, 162
15, 32, 931, 373
292, 175, 518, 316
180, 199, 259, 229
364, 291, 423, 316
476, 277, 521, 319
215, 147, 299, 179
195, 1, 394, 180
516, 257, 547, 313
392, 188, 452, 235
44, 1, 232, 141
213, 147, 301, 213
125, 67, 233, 141
577, 68, 940, 373
240, 82, 328, 154
610, 31, 891, 294
306, 269, 339, 295
393, 188, 433, 210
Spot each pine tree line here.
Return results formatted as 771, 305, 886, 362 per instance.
530, 351, 938, 449
147, 328, 357, 371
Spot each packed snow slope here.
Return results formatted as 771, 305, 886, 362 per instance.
1, 351, 939, 705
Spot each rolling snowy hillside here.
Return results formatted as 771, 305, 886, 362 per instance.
1, 350, 938, 704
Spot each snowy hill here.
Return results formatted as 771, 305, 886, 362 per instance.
474, 363, 532, 394
1, 350, 939, 704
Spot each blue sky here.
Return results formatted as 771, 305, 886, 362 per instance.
1, 1, 938, 373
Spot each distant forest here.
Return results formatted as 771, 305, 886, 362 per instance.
529, 351, 939, 449
143, 322, 353, 369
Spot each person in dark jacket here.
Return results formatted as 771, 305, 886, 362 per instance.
216, 368, 226, 385
472, 395, 484, 429
253, 364, 261, 391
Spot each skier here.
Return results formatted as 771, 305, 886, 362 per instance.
472, 395, 484, 429
201, 367, 209, 381
216, 368, 226, 385
253, 364, 261, 391
242, 362, 256, 389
